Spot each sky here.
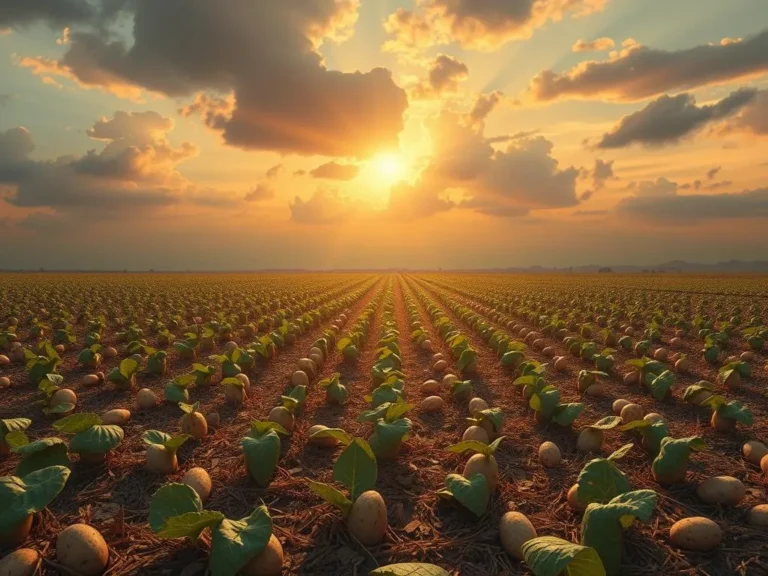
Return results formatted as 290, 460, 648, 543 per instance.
0, 0, 767, 270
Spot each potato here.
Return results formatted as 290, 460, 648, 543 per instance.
686, 389, 712, 406
669, 517, 722, 551
644, 413, 664, 424
442, 374, 458, 388
224, 383, 246, 405
567, 484, 585, 511
269, 406, 295, 432
101, 409, 131, 426
51, 388, 77, 409
224, 341, 238, 353
468, 397, 489, 415
553, 357, 567, 372
432, 353, 445, 363
235, 373, 251, 391
181, 412, 208, 440
309, 346, 325, 360
577, 428, 604, 453
747, 504, 768, 527
308, 424, 338, 447
741, 351, 755, 362
623, 372, 640, 386
696, 476, 745, 506
499, 512, 537, 560
711, 411, 735, 432
130, 353, 143, 364
420, 379, 440, 395
620, 403, 644, 424
56, 524, 109, 576
0, 376, 11, 389
291, 370, 309, 388
433, 359, 448, 373
206, 412, 220, 428
420, 339, 433, 352
146, 444, 177, 474
669, 337, 682, 348
420, 396, 444, 413
0, 514, 33, 548
463, 453, 498, 492
137, 388, 157, 410
77, 374, 98, 387
54, 344, 65, 354
743, 441, 768, 466
533, 338, 545, 350
538, 441, 562, 468
0, 355, 10, 367
297, 358, 316, 378
0, 547, 39, 576
309, 353, 324, 369
102, 347, 118, 359
240, 533, 283, 576
542, 346, 556, 358
761, 454, 768, 475
347, 491, 388, 546
612, 399, 630, 416
584, 384, 605, 398
462, 426, 489, 444
653, 348, 669, 362
674, 357, 689, 373
183, 467, 212, 502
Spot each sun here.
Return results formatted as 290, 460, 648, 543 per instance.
372, 152, 406, 183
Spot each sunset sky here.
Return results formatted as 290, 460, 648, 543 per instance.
1, 0, 767, 270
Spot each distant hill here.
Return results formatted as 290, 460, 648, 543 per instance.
481, 260, 768, 274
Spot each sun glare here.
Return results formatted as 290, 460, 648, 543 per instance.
373, 152, 405, 183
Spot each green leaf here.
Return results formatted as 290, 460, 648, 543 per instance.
120, 357, 139, 378
149, 483, 203, 533
581, 490, 657, 576
718, 400, 753, 425
588, 417, 621, 431
577, 459, 631, 506
651, 437, 705, 483
370, 564, 449, 576
310, 428, 352, 446
358, 404, 392, 423
385, 400, 414, 422
165, 383, 190, 404
439, 473, 489, 517
552, 403, 586, 427
522, 536, 606, 576
0, 418, 32, 441
43, 402, 75, 416
209, 505, 273, 576
0, 465, 71, 533
143, 430, 172, 446
241, 432, 281, 487
647, 370, 675, 401
14, 439, 71, 477
249, 420, 289, 438
445, 440, 491, 457
53, 413, 103, 434
457, 348, 477, 371
4, 430, 29, 449
607, 444, 633, 461
370, 419, 412, 458
333, 438, 377, 501
71, 425, 124, 455
156, 510, 226, 540
308, 480, 353, 515
164, 434, 191, 455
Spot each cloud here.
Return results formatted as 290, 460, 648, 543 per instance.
412, 54, 469, 98
0, 111, 243, 215
707, 166, 721, 180
617, 186, 768, 222
0, 0, 94, 28
528, 29, 768, 102
719, 89, 768, 135
572, 37, 615, 52
468, 91, 504, 125
244, 183, 275, 202
309, 161, 359, 181
290, 188, 357, 224
388, 110, 579, 218
383, 0, 609, 52
265, 164, 283, 179
28, 0, 408, 158
597, 89, 757, 148
634, 177, 679, 197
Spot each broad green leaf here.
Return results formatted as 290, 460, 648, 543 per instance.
552, 403, 586, 427
576, 459, 631, 506
369, 419, 412, 458
4, 430, 29, 449
718, 400, 753, 425
581, 490, 657, 576
143, 430, 172, 446
457, 349, 477, 371
165, 383, 189, 404
358, 404, 391, 423
0, 465, 71, 533
308, 480, 353, 516
310, 428, 352, 446
370, 564, 449, 576
157, 510, 226, 540
120, 358, 139, 378
607, 444, 633, 461
249, 420, 289, 438
71, 425, 124, 454
14, 438, 71, 477
53, 413, 102, 434
0, 418, 32, 440
522, 536, 606, 576
588, 417, 621, 431
651, 437, 705, 484
149, 483, 203, 533
334, 438, 377, 501
445, 440, 491, 457
439, 473, 489, 517
241, 432, 281, 487
209, 505, 273, 576
164, 434, 191, 454
385, 400, 414, 422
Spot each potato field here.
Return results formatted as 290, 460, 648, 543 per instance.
1, 272, 768, 576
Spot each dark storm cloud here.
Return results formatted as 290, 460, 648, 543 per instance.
598, 89, 757, 148
618, 187, 768, 222
0, 0, 94, 27
34, 0, 409, 158
529, 29, 768, 102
